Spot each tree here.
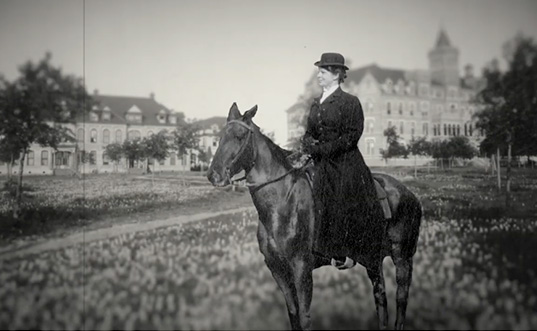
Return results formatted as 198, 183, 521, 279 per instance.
407, 136, 432, 177
142, 131, 171, 173
430, 140, 450, 169
171, 122, 199, 159
103, 143, 123, 173
380, 126, 409, 163
0, 53, 93, 219
447, 136, 478, 161
476, 33, 537, 158
475, 33, 537, 206
122, 138, 145, 169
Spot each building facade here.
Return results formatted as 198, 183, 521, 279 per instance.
286, 29, 485, 166
191, 116, 226, 167
0, 92, 191, 176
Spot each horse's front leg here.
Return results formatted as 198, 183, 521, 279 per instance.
290, 255, 313, 331
265, 258, 302, 330
258, 224, 301, 330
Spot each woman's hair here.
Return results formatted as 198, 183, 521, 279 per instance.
323, 65, 347, 84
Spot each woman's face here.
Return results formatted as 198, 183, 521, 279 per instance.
317, 67, 339, 88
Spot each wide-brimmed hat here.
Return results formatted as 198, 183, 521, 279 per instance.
314, 53, 349, 70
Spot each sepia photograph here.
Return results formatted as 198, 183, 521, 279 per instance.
1, 0, 537, 329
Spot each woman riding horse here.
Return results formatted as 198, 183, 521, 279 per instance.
302, 52, 387, 269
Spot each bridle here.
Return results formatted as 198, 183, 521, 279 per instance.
225, 120, 310, 192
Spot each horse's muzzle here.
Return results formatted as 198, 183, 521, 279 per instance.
207, 168, 231, 187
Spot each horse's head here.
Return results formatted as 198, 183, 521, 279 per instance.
207, 102, 258, 187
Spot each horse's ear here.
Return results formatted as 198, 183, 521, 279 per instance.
227, 102, 241, 121
243, 105, 258, 122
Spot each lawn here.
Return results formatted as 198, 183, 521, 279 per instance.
0, 172, 251, 245
0, 168, 536, 329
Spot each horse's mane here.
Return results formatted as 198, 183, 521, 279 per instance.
253, 123, 293, 169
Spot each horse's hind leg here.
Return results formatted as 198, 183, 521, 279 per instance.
366, 260, 389, 330
392, 246, 414, 330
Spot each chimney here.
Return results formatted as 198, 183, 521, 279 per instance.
93, 89, 99, 95
150, 92, 155, 100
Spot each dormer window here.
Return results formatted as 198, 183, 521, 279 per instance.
102, 106, 111, 121
211, 124, 219, 133
89, 112, 99, 122
157, 109, 167, 124
126, 105, 143, 123
169, 115, 177, 124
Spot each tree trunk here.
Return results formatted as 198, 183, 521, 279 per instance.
7, 154, 13, 180
13, 151, 26, 220
414, 155, 417, 178
506, 142, 512, 208
497, 147, 501, 192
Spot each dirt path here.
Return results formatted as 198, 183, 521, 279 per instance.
0, 205, 256, 261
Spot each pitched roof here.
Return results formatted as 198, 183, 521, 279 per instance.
81, 94, 182, 126
346, 63, 407, 85
192, 116, 226, 130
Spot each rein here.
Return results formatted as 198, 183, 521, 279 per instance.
226, 120, 311, 192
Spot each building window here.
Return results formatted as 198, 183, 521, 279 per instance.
366, 120, 374, 133
457, 125, 461, 136
41, 151, 49, 166
423, 123, 429, 136
213, 137, 218, 147
469, 124, 473, 136
159, 158, 165, 166
411, 122, 415, 136
420, 101, 429, 111
387, 120, 392, 129
102, 112, 111, 121
399, 103, 403, 115
90, 151, 97, 165
103, 153, 110, 165
399, 121, 404, 135
26, 151, 34, 166
170, 153, 176, 166
387, 102, 391, 115
103, 129, 110, 144
366, 139, 375, 155
90, 129, 97, 143
444, 124, 447, 136
77, 128, 84, 142
116, 130, 122, 143
128, 130, 141, 140
181, 155, 187, 165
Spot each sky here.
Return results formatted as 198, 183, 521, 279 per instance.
1, 0, 537, 145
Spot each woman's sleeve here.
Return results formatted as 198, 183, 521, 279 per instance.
312, 96, 364, 157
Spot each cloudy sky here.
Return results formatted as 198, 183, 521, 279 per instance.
1, 0, 536, 145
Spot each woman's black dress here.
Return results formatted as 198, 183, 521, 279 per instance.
303, 87, 386, 263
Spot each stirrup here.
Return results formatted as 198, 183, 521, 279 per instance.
331, 256, 356, 270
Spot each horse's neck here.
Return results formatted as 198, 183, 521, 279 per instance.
246, 134, 288, 188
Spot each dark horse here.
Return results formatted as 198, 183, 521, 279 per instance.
207, 103, 422, 330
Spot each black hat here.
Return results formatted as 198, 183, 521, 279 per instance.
314, 53, 349, 70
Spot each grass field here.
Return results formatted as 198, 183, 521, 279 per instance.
0, 168, 536, 329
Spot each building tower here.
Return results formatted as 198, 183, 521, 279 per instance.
428, 28, 460, 87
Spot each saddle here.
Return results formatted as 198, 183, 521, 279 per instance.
301, 162, 392, 220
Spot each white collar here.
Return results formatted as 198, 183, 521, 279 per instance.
320, 84, 339, 103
